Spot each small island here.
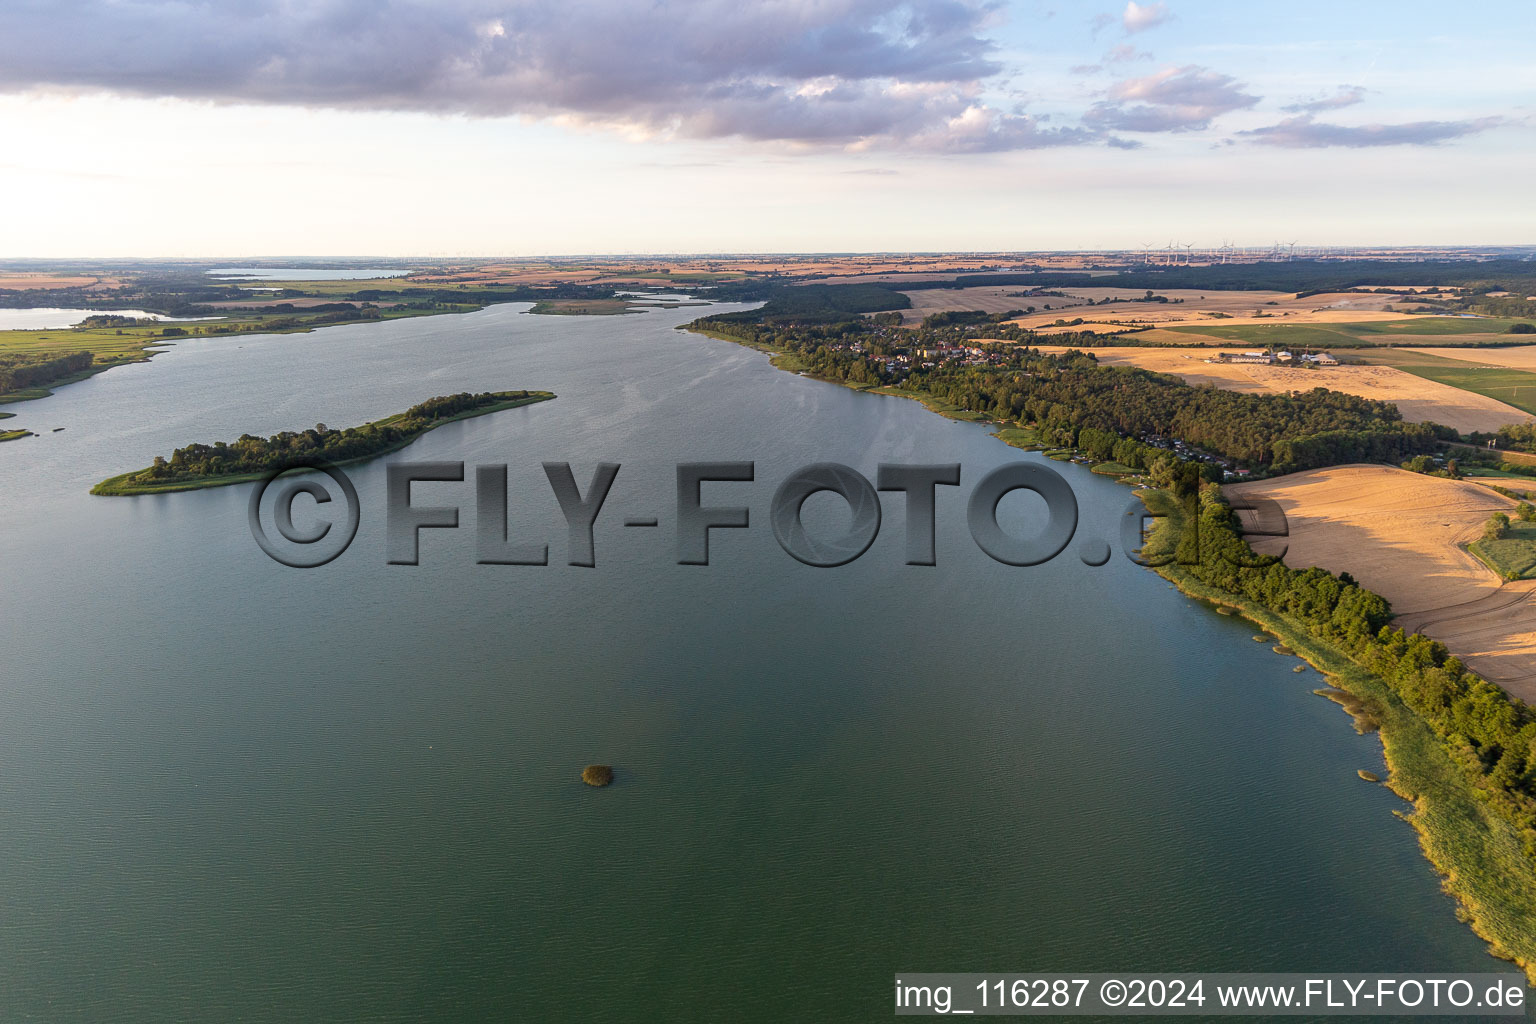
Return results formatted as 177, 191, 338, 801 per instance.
92, 389, 554, 495
582, 765, 614, 787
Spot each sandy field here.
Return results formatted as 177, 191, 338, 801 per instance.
897, 284, 1426, 329
1028, 346, 1534, 434
1405, 346, 1536, 369
1226, 465, 1536, 701
0, 273, 122, 290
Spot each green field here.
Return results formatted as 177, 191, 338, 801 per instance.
1469, 521, 1536, 580
1162, 316, 1532, 349
1350, 349, 1536, 417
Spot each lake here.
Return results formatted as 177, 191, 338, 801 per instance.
205, 267, 412, 281
0, 308, 217, 330
0, 300, 1503, 1021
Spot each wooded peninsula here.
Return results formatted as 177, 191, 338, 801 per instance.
92, 390, 553, 495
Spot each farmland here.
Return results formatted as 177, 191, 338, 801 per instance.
1225, 465, 1536, 702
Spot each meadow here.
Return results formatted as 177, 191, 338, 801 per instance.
1350, 349, 1536, 418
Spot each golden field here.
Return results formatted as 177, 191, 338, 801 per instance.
1226, 465, 1536, 702
1029, 345, 1533, 434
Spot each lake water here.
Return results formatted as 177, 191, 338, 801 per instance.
206, 267, 412, 281
0, 308, 216, 330
0, 301, 1505, 1021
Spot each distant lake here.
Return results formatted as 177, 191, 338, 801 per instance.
0, 308, 216, 330
206, 267, 411, 281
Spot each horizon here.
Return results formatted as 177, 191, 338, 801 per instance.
2, 245, 1533, 262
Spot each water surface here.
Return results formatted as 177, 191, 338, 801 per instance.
0, 308, 215, 330
205, 267, 411, 281
0, 301, 1505, 1021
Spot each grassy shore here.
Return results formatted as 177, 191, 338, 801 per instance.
0, 428, 30, 442
1138, 488, 1536, 982
92, 391, 554, 496
528, 298, 643, 316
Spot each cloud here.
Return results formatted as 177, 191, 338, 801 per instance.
904, 105, 1102, 153
1241, 114, 1507, 148
1103, 44, 1152, 63
1121, 1, 1172, 33
1070, 64, 1104, 75
1282, 85, 1366, 114
0, 0, 1099, 153
1086, 65, 1258, 132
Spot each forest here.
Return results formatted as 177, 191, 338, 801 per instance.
0, 350, 94, 396
690, 314, 1452, 472
879, 259, 1536, 300
701, 282, 911, 325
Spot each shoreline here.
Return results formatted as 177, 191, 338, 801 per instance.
1137, 489, 1536, 984
91, 391, 554, 496
687, 322, 1536, 984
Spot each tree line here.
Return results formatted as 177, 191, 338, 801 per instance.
1181, 485, 1536, 853
0, 351, 94, 395
127, 391, 531, 484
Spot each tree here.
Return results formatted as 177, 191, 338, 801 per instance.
1485, 512, 1512, 541
1516, 502, 1536, 523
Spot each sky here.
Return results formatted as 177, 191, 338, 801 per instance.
0, 0, 1531, 256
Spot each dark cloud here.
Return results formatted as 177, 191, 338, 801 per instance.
0, 0, 1100, 152
1085, 65, 1258, 132
1241, 114, 1507, 148
1282, 85, 1366, 114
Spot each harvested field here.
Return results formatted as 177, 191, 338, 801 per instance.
900, 284, 1439, 331
1030, 345, 1534, 434
0, 274, 123, 290
1225, 465, 1536, 702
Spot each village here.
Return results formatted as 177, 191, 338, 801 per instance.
1206, 349, 1339, 366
